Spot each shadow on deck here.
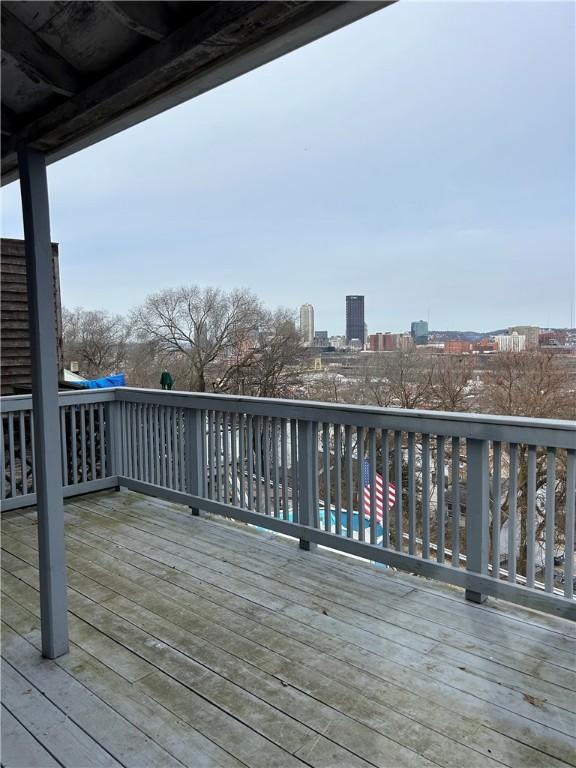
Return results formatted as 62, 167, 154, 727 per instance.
1, 490, 575, 768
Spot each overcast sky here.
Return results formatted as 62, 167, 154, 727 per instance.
1, 1, 574, 334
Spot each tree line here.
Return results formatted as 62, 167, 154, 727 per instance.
63, 285, 305, 397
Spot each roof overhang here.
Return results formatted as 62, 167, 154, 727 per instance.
1, 1, 393, 186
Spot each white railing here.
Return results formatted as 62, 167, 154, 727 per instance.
2, 387, 575, 619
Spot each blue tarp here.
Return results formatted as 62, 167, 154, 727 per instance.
77, 373, 126, 389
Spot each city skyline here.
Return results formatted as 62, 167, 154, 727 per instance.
0, 1, 573, 330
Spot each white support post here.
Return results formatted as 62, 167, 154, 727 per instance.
18, 146, 69, 658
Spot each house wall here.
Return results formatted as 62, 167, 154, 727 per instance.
1, 237, 63, 394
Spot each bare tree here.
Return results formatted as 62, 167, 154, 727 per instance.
483, 351, 574, 419
218, 308, 305, 397
63, 307, 130, 378
132, 286, 262, 392
429, 354, 475, 411
361, 349, 432, 409
483, 352, 574, 579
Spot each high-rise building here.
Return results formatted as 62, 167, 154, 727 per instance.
299, 303, 314, 345
346, 295, 365, 345
410, 320, 429, 345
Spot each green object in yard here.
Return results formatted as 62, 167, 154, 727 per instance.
160, 371, 174, 390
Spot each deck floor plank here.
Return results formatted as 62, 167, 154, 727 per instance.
2, 491, 575, 768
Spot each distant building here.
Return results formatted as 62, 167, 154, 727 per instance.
473, 338, 498, 353
368, 333, 385, 351
410, 320, 429, 345
399, 333, 415, 350
346, 295, 365, 345
539, 330, 567, 346
444, 340, 472, 354
329, 335, 347, 349
495, 332, 526, 352
509, 325, 539, 349
299, 303, 314, 345
383, 333, 400, 350
313, 330, 329, 348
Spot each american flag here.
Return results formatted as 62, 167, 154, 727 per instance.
363, 459, 396, 522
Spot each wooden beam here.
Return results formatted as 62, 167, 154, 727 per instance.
108, 2, 173, 42
2, 2, 392, 184
1, 105, 18, 135
1, 8, 81, 97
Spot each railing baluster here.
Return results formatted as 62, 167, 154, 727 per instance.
80, 404, 87, 483
297, 419, 316, 549
369, 427, 377, 545
545, 447, 556, 593
357, 426, 365, 542
60, 408, 68, 487
281, 418, 289, 520
272, 417, 280, 518
247, 415, 254, 510
255, 416, 262, 514
526, 445, 537, 588
142, 405, 150, 484
158, 405, 165, 486
98, 402, 105, 478
216, 412, 223, 501
206, 411, 214, 499
508, 443, 518, 583
30, 411, 36, 493
394, 430, 402, 552
169, 407, 176, 488
491, 441, 502, 577
8, 413, 16, 497
290, 419, 298, 521
323, 423, 331, 532
18, 411, 26, 494
231, 413, 238, 507
30, 412, 36, 492
312, 422, 320, 529
564, 449, 575, 599
171, 408, 178, 490
0, 415, 5, 500
382, 429, 390, 548
70, 407, 78, 485
222, 413, 230, 505
436, 435, 445, 563
238, 413, 246, 508
334, 423, 342, 536
408, 432, 416, 555
138, 404, 145, 483
345, 424, 353, 539
451, 436, 460, 566
179, 409, 186, 491
421, 433, 430, 558
89, 406, 96, 481
466, 438, 489, 604
126, 403, 133, 478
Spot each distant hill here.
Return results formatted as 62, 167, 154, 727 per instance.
430, 328, 574, 342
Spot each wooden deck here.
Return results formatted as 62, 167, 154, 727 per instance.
1, 491, 575, 768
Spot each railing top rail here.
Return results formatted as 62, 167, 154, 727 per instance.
0, 388, 115, 412
2, 387, 574, 447
116, 387, 576, 448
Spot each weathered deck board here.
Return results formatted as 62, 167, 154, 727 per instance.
2, 490, 575, 768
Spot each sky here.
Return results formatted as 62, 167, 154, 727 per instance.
1, 0, 574, 335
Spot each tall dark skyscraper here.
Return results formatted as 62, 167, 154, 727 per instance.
346, 295, 365, 344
